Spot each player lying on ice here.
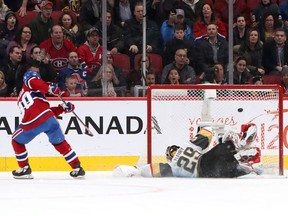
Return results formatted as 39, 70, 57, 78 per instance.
11, 60, 85, 179
113, 124, 263, 178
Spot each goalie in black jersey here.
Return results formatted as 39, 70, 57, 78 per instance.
113, 123, 263, 178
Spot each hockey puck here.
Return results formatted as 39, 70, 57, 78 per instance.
238, 108, 243, 112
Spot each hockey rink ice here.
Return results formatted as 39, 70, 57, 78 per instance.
0, 171, 287, 216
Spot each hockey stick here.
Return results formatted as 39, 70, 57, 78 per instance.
58, 95, 94, 137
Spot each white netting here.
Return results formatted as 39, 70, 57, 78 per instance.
145, 85, 283, 176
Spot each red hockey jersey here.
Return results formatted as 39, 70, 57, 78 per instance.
18, 71, 63, 130
39, 38, 77, 72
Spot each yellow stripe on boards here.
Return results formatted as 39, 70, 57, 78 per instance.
0, 156, 140, 171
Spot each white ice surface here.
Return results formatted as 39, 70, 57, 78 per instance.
0, 171, 287, 216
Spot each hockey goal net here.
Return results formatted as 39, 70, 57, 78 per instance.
145, 85, 284, 176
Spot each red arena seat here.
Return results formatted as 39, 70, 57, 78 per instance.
111, 53, 131, 76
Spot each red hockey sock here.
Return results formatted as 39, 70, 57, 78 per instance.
11, 140, 28, 168
53, 140, 80, 169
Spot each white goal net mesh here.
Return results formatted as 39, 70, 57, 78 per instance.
145, 85, 284, 176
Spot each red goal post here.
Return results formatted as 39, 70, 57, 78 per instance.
146, 85, 284, 176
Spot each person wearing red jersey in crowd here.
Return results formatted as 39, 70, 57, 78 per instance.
11, 60, 85, 179
61, 74, 82, 97
193, 3, 227, 39
39, 24, 77, 73
78, 27, 102, 72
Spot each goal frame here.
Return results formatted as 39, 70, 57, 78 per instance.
147, 84, 284, 176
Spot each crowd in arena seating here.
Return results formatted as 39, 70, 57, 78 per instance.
0, 0, 288, 98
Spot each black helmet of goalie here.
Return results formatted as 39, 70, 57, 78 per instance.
166, 145, 180, 161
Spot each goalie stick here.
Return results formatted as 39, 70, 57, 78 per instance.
58, 95, 94, 137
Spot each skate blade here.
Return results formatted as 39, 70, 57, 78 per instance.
71, 176, 85, 179
13, 174, 34, 179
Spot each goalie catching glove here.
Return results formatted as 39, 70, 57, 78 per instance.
234, 147, 263, 175
222, 123, 257, 149
59, 102, 75, 113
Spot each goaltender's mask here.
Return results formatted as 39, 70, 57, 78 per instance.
165, 145, 180, 161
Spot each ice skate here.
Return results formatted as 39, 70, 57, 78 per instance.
12, 165, 33, 179
70, 166, 85, 178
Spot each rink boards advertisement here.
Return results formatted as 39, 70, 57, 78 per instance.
0, 97, 288, 171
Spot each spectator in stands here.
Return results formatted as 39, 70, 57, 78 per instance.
163, 23, 195, 67
258, 12, 282, 43
145, 71, 156, 86
57, 51, 89, 97
176, 0, 204, 27
160, 8, 194, 46
18, 0, 56, 17
29, 1, 54, 45
197, 63, 227, 84
58, 9, 80, 46
95, 9, 125, 54
214, 0, 252, 28
123, 2, 162, 68
0, 10, 19, 50
193, 3, 227, 38
0, 0, 10, 22
0, 45, 23, 96
61, 74, 82, 97
0, 70, 7, 96
279, 1, 288, 38
281, 66, 288, 96
262, 28, 288, 75
195, 23, 228, 76
106, 52, 127, 93
78, 0, 112, 33
113, 0, 136, 28
30, 46, 57, 83
233, 15, 250, 57
39, 24, 77, 73
161, 48, 196, 84
165, 67, 181, 84
146, 0, 178, 28
127, 54, 157, 92
89, 63, 119, 97
78, 27, 102, 72
7, 25, 36, 63
252, 75, 264, 85
214, 63, 227, 84
238, 28, 265, 77
4, 0, 22, 13
233, 56, 250, 84
252, 0, 281, 27
60, 0, 81, 16
279, 0, 288, 22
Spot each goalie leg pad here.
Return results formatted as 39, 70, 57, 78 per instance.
112, 165, 141, 177
149, 163, 173, 177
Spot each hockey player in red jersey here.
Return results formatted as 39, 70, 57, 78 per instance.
11, 60, 85, 179
113, 123, 262, 178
